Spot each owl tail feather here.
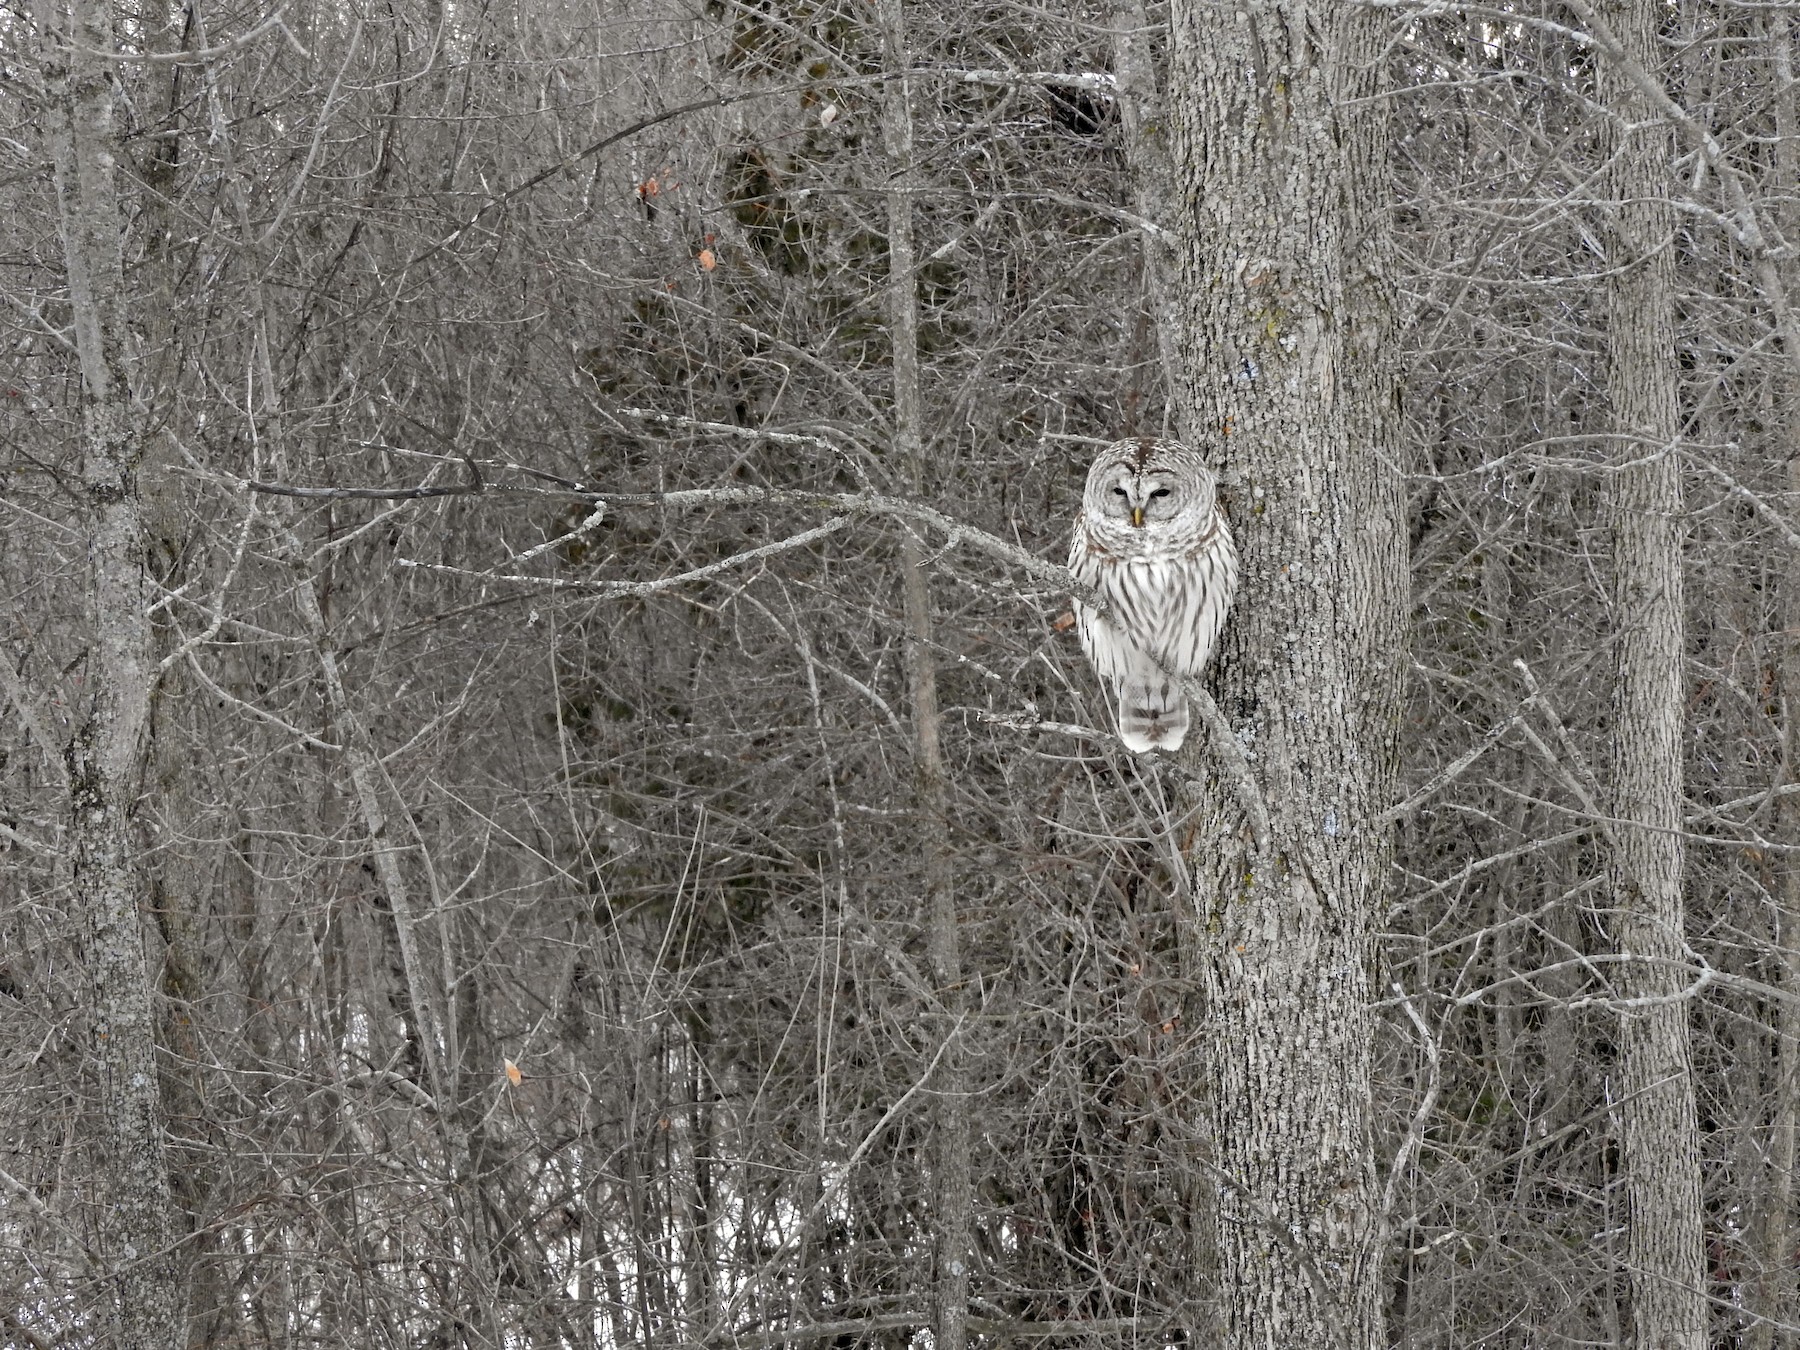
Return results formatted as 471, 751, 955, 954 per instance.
1116, 678, 1189, 754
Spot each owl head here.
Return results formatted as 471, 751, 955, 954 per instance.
1081, 438, 1219, 548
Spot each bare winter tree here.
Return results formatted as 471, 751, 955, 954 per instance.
19, 1, 185, 1344
1590, 1, 1709, 1345
1161, 1, 1408, 1346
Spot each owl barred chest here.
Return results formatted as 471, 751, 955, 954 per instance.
1069, 438, 1239, 754
1074, 549, 1233, 677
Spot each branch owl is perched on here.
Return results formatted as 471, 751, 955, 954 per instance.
1069, 438, 1239, 753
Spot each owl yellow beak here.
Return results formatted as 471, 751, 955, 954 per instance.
1130, 506, 1145, 528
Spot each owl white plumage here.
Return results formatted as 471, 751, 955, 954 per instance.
1069, 438, 1239, 753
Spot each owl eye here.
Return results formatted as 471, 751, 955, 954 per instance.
1111, 486, 1128, 497
1149, 487, 1172, 499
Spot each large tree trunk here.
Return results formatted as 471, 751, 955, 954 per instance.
34, 0, 185, 1344
1596, 4, 1709, 1348
1164, 4, 1407, 1348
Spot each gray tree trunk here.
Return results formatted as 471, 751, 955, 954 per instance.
34, 0, 185, 1344
1164, 4, 1407, 1348
1596, 4, 1709, 1349
1761, 424, 1800, 1350
879, 4, 970, 1346
1108, 0, 1182, 414
1756, 16, 1800, 1350
282, 534, 505, 1348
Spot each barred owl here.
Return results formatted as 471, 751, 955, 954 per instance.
1069, 438, 1239, 753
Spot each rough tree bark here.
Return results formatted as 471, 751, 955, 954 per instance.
33, 0, 185, 1343
1164, 3, 1407, 1347
1595, 3, 1709, 1348
878, 3, 970, 1346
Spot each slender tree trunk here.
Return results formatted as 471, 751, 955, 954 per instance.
1164, 4, 1406, 1347
285, 534, 504, 1348
1108, 0, 1181, 415
1594, 5, 1708, 1349
137, 16, 228, 1345
1763, 426, 1800, 1350
34, 0, 186, 1344
878, 3, 969, 1346
1757, 17, 1800, 1350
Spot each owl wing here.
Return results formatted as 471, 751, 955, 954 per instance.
1150, 518, 1238, 679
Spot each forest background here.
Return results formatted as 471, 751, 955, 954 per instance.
3, 1, 1797, 1348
